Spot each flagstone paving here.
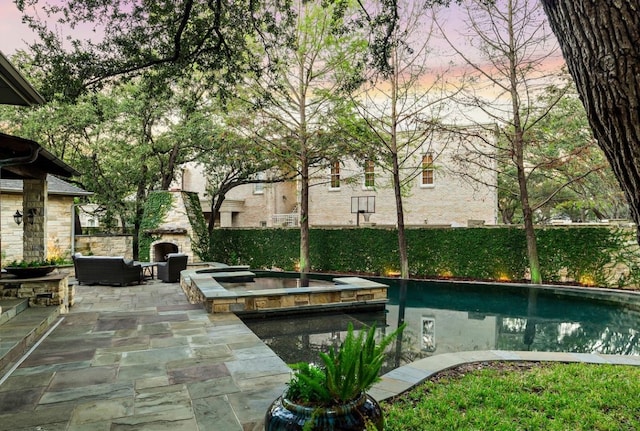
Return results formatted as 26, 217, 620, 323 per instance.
0, 280, 290, 431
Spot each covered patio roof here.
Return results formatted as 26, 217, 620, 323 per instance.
0, 51, 46, 106
0, 133, 79, 179
0, 50, 75, 180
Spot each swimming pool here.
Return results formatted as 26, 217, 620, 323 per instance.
242, 277, 640, 373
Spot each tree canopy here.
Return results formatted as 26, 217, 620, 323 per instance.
15, 0, 284, 100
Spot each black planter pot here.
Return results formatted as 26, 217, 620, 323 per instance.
265, 392, 383, 431
4, 265, 56, 278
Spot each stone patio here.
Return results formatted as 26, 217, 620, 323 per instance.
0, 279, 290, 431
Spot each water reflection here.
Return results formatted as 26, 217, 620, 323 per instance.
242, 279, 640, 373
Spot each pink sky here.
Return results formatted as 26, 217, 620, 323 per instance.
1, 2, 560, 56
0, 1, 564, 85
0, 2, 36, 55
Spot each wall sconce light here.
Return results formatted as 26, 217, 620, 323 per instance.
27, 208, 37, 225
13, 210, 23, 225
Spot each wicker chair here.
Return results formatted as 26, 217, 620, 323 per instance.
157, 253, 188, 283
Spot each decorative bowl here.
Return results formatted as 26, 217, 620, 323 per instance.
4, 265, 56, 278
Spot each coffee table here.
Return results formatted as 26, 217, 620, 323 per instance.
136, 262, 157, 280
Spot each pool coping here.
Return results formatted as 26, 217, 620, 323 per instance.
180, 269, 389, 314
369, 350, 640, 401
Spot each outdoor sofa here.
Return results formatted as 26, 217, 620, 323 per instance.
157, 253, 188, 283
72, 253, 142, 286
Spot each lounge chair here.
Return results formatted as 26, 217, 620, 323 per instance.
157, 253, 188, 283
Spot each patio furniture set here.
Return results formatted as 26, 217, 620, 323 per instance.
72, 252, 188, 286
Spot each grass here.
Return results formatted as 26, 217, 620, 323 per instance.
381, 362, 640, 430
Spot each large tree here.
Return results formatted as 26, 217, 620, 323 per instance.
495, 85, 625, 225
441, 0, 566, 284
232, 0, 365, 274
1, 65, 216, 258
529, 88, 628, 223
344, 0, 449, 278
198, 126, 294, 232
539, 1, 640, 244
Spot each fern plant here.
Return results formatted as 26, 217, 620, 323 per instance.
285, 322, 406, 406
286, 362, 331, 405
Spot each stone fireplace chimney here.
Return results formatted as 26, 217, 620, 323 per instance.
146, 191, 205, 263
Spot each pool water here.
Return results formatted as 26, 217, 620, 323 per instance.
241, 278, 640, 373
219, 277, 335, 293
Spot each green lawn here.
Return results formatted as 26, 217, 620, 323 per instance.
381, 362, 640, 430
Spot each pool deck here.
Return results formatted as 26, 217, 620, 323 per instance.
1, 279, 639, 430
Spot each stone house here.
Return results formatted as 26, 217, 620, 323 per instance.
177, 129, 497, 228
307, 135, 497, 227
0, 174, 92, 264
178, 165, 299, 228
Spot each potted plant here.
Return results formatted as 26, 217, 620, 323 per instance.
4, 258, 60, 278
265, 322, 405, 431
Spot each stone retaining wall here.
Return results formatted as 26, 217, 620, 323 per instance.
181, 270, 388, 315
74, 235, 133, 259
0, 273, 72, 313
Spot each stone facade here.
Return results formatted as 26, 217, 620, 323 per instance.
74, 235, 133, 259
147, 191, 203, 262
177, 131, 497, 228
22, 179, 48, 262
307, 162, 497, 227
0, 273, 72, 313
178, 164, 298, 228
308, 138, 497, 227
1, 191, 77, 265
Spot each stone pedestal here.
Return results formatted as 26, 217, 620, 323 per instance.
0, 272, 71, 313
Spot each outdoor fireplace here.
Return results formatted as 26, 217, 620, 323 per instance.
153, 242, 179, 262
144, 191, 204, 263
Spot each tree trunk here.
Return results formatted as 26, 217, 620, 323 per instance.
160, 143, 180, 190
508, 0, 541, 284
390, 45, 409, 279
208, 192, 226, 233
133, 165, 148, 260
515, 135, 542, 284
393, 154, 409, 278
540, 0, 640, 244
516, 143, 542, 284
299, 157, 310, 275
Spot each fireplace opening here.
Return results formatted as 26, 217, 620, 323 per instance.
153, 242, 179, 262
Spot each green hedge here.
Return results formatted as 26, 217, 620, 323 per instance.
208, 226, 640, 288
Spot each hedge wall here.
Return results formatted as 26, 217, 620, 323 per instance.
208, 226, 640, 288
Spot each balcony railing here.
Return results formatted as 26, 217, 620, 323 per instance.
272, 213, 299, 227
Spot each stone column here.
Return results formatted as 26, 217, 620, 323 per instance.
23, 178, 47, 262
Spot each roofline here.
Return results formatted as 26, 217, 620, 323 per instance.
0, 51, 46, 106
0, 187, 92, 197
0, 132, 80, 177
38, 145, 81, 177
0, 174, 92, 196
